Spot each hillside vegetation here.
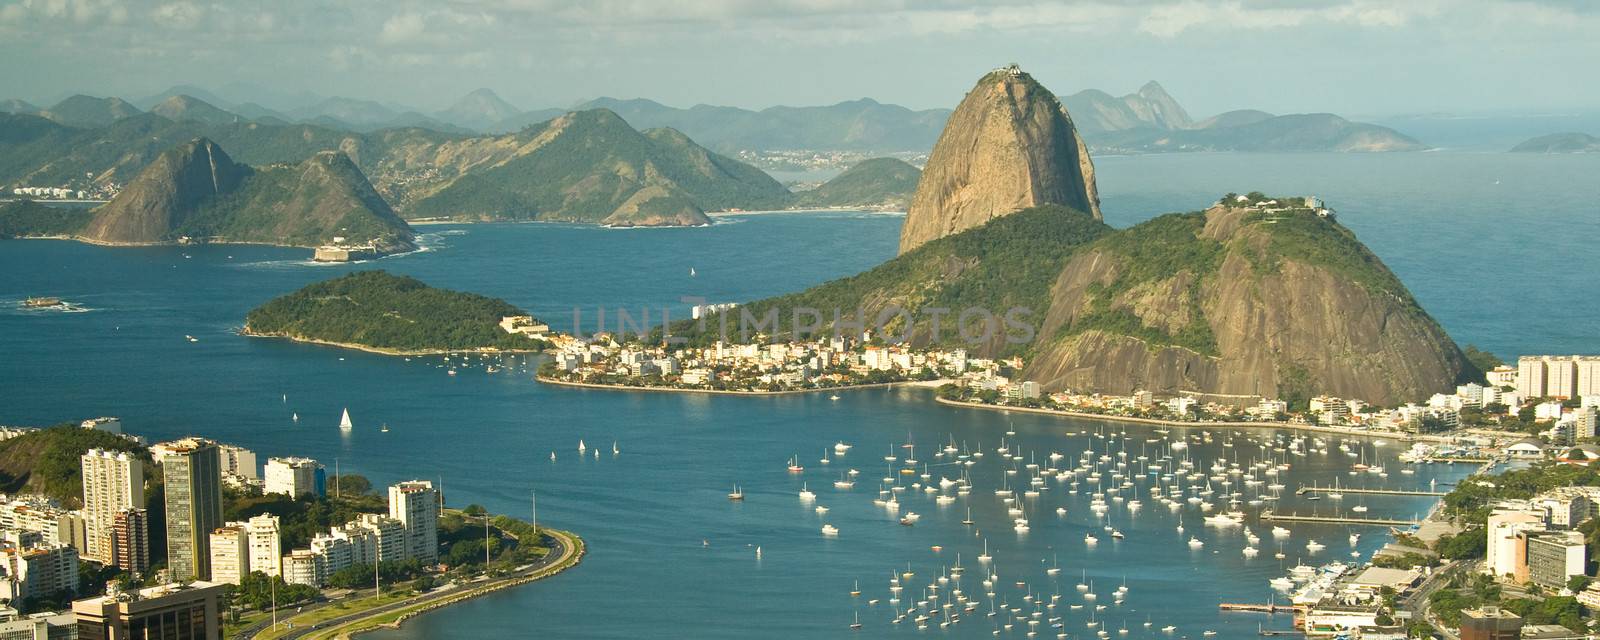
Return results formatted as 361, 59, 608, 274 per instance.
244, 271, 546, 353
0, 200, 94, 238
0, 426, 152, 508
792, 158, 920, 210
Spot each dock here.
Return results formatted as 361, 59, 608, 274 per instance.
1259, 510, 1421, 526
1295, 486, 1445, 497
1220, 602, 1296, 613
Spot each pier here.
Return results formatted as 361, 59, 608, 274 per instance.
1295, 486, 1445, 497
1259, 510, 1421, 526
1220, 602, 1297, 613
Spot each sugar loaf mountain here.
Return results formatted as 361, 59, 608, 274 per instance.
700, 66, 1471, 406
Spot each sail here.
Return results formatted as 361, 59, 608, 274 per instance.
339, 408, 353, 431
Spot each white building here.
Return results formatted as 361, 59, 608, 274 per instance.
246, 514, 281, 578
264, 457, 323, 498
0, 543, 79, 601
80, 448, 144, 564
1485, 503, 1546, 580
388, 481, 440, 565
218, 445, 258, 481
207, 525, 249, 585
281, 550, 317, 587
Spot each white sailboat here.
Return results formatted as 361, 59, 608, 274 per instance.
338, 408, 353, 431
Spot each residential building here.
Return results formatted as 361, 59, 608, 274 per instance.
110, 508, 150, 576
281, 550, 317, 587
388, 481, 439, 565
1458, 606, 1522, 640
0, 611, 76, 639
1532, 491, 1589, 530
263, 457, 324, 498
1576, 406, 1598, 440
246, 514, 281, 578
206, 525, 248, 586
309, 534, 352, 584
158, 438, 224, 582
0, 543, 79, 601
351, 514, 405, 563
1523, 530, 1586, 589
80, 448, 144, 565
1519, 355, 1600, 400
0, 498, 86, 551
216, 445, 257, 482
71, 581, 223, 640
1485, 504, 1544, 580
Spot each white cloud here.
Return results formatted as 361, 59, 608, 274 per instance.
151, 1, 204, 29
379, 12, 424, 44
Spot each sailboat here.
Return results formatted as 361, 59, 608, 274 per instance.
850, 611, 862, 630
380, 423, 389, 433
612, 441, 619, 455
578, 439, 587, 453
689, 267, 697, 277
291, 412, 299, 423
338, 408, 352, 431
728, 484, 745, 501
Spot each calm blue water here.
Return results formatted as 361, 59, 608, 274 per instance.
1, 152, 1596, 638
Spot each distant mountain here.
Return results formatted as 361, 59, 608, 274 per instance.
1059, 81, 1193, 134
149, 95, 244, 126
792, 158, 920, 210
135, 85, 235, 111
289, 97, 402, 128
1056, 82, 1422, 152
1, 99, 37, 115
435, 89, 522, 131
1194, 109, 1275, 130
38, 95, 141, 128
1509, 132, 1600, 153
407, 109, 789, 226
80, 138, 413, 251
229, 102, 293, 125
520, 97, 951, 153
1096, 113, 1425, 153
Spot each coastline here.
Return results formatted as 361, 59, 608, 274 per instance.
933, 396, 1453, 443
536, 374, 943, 396
270, 527, 585, 640
705, 208, 906, 217
240, 329, 544, 357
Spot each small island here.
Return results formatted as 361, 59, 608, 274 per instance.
1509, 132, 1600, 153
243, 270, 549, 355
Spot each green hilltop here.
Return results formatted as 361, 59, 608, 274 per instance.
244, 270, 546, 354
792, 158, 921, 210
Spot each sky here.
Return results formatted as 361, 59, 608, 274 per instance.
1, 0, 1597, 118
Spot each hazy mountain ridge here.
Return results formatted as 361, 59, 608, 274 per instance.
1510, 132, 1600, 152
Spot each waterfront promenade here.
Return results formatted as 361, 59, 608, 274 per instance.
537, 375, 946, 396
248, 528, 583, 640
934, 396, 1455, 442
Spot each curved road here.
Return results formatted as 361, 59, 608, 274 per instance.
261, 529, 580, 640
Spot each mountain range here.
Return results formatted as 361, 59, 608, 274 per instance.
4, 84, 1425, 154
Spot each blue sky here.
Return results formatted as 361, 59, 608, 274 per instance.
1, 0, 1596, 117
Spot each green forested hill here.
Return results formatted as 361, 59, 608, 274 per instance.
244, 271, 546, 353
792, 158, 920, 210
0, 426, 152, 508
0, 200, 94, 238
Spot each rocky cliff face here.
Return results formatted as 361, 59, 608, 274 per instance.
82, 138, 248, 244
1023, 201, 1470, 405
898, 67, 1101, 254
